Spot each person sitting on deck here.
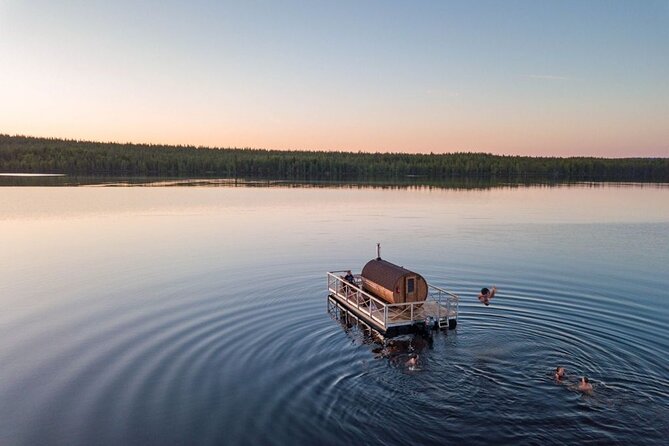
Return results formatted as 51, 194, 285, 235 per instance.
578, 376, 593, 393
341, 271, 355, 297
478, 286, 497, 306
555, 366, 566, 381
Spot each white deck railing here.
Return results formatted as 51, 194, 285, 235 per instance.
328, 271, 390, 327
327, 271, 459, 331
426, 283, 460, 328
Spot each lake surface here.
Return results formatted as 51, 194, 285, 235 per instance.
1, 183, 668, 445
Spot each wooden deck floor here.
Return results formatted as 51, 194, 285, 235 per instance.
332, 290, 456, 327
386, 301, 456, 324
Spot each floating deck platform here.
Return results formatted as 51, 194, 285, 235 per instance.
327, 271, 459, 337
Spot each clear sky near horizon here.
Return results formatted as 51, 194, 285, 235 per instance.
1, 0, 667, 156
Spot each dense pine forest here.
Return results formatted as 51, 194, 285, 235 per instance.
1, 134, 668, 182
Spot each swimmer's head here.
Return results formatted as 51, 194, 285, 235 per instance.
481, 287, 490, 295
581, 376, 589, 383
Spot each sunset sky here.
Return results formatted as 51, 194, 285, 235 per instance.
1, 0, 667, 157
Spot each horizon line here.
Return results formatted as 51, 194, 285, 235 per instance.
2, 133, 667, 161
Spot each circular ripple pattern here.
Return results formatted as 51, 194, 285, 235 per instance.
2, 259, 667, 446
1, 186, 668, 446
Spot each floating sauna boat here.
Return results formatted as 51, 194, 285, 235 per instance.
327, 244, 459, 336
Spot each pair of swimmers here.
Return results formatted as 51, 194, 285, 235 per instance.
479, 290, 594, 393
555, 366, 593, 392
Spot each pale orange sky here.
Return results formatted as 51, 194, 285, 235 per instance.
1, 1, 668, 157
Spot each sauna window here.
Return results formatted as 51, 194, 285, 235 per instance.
407, 277, 415, 294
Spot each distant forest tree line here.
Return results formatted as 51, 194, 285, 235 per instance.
1, 134, 668, 182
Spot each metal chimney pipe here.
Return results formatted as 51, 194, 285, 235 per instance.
376, 243, 381, 260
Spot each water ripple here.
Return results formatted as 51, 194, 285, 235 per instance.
1, 193, 668, 445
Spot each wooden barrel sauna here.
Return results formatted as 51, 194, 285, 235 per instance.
361, 258, 428, 304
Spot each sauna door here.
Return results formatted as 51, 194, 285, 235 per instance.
405, 276, 416, 302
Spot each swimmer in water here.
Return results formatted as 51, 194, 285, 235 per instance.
555, 366, 566, 381
578, 376, 593, 393
478, 286, 497, 306
406, 354, 418, 369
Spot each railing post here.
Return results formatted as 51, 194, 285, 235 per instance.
410, 303, 414, 321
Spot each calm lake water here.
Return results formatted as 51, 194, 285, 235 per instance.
1, 183, 668, 445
